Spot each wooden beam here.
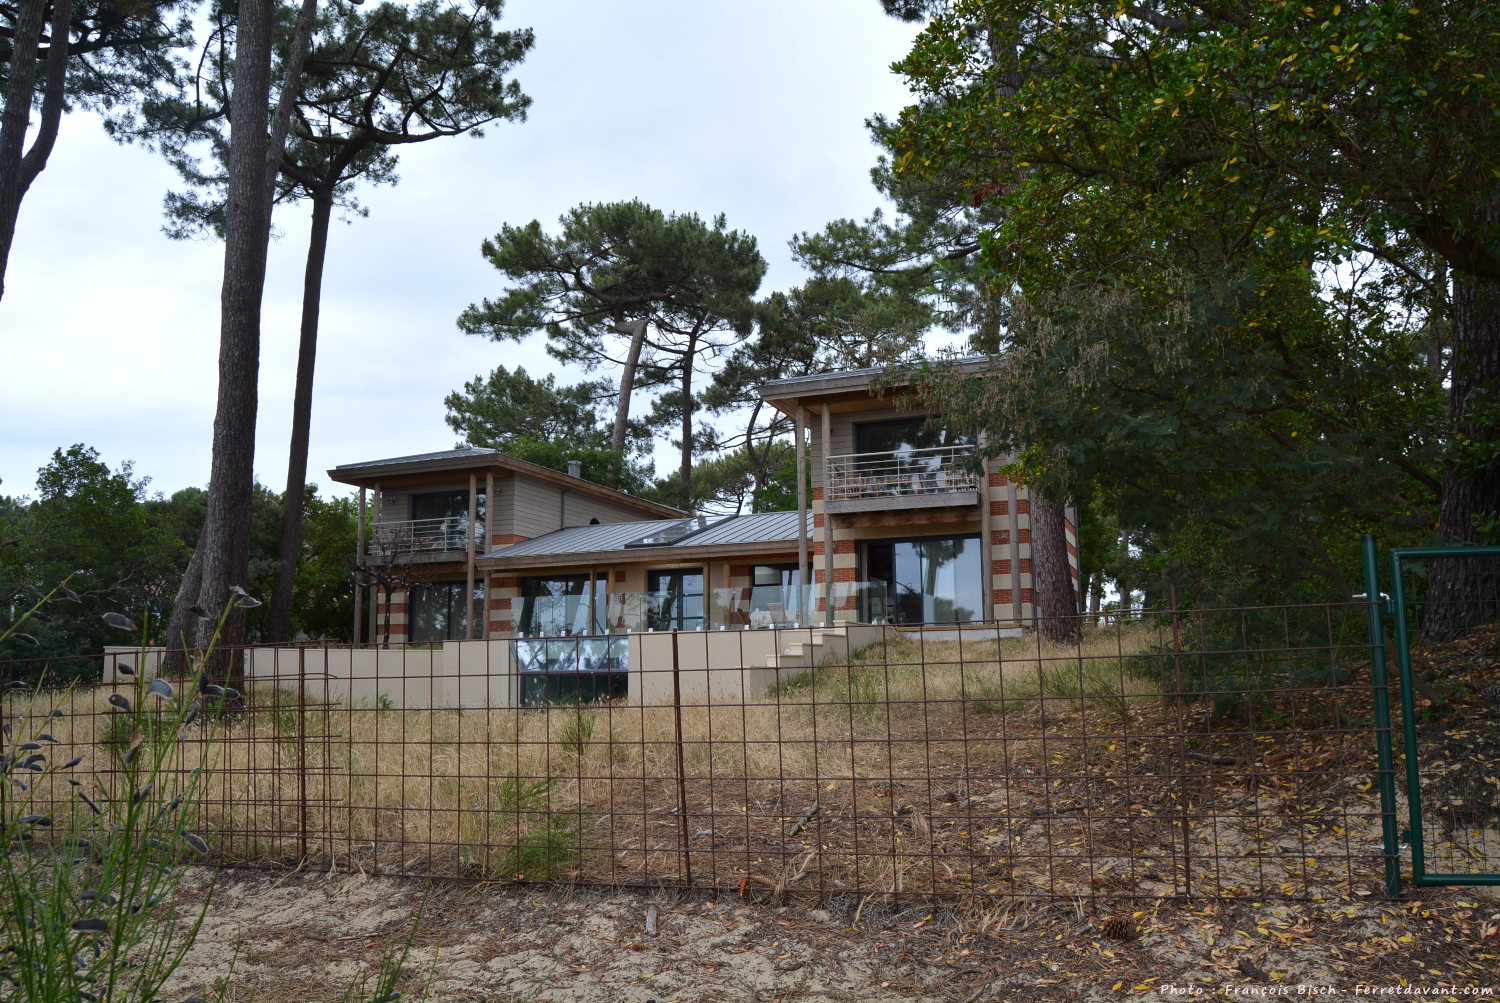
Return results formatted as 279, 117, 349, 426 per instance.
821, 403, 834, 627
795, 404, 809, 624
466, 472, 477, 640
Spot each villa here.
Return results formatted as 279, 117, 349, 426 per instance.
328, 360, 1079, 648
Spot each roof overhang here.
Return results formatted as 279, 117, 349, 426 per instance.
757, 356, 992, 418
327, 450, 685, 519
478, 537, 799, 572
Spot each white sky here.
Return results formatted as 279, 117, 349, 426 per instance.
0, 1, 925, 501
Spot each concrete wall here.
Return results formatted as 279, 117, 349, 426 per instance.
101, 625, 885, 711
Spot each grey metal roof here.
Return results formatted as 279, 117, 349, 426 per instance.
757, 356, 990, 400
677, 510, 809, 547
480, 511, 807, 561
331, 447, 498, 472
480, 518, 698, 560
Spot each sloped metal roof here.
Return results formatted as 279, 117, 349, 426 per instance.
480, 518, 698, 560
678, 510, 809, 547
331, 447, 498, 472
480, 511, 806, 562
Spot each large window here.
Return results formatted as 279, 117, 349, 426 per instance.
750, 563, 802, 624
854, 418, 974, 456
515, 636, 629, 707
518, 574, 608, 637
409, 579, 484, 642
410, 489, 485, 550
864, 535, 982, 625
647, 569, 704, 631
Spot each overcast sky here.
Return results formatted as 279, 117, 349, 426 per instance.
0, 1, 926, 501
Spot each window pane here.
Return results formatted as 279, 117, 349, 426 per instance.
863, 535, 981, 625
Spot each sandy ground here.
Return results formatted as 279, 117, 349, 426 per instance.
164, 867, 1500, 1003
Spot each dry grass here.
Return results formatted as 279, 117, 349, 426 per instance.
8, 624, 1389, 900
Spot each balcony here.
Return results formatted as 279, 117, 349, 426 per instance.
825, 444, 981, 513
366, 517, 481, 559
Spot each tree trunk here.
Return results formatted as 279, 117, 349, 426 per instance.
160, 543, 203, 675
1424, 261, 1500, 638
266, 189, 334, 642
186, 0, 276, 684
679, 340, 697, 503
0, 0, 72, 303
1031, 493, 1080, 644
611, 318, 649, 454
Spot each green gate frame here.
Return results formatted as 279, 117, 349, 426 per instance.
1368, 538, 1500, 891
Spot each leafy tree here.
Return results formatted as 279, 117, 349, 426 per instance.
0, 446, 188, 678
152, 0, 533, 643
290, 486, 358, 640
686, 442, 799, 515
156, 0, 319, 675
445, 365, 614, 450
889, 0, 1497, 626
459, 199, 767, 498
444, 365, 654, 492
0, 0, 193, 302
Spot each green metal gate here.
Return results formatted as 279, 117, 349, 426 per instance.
1365, 537, 1500, 892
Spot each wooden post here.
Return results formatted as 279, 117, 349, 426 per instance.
821, 403, 834, 628
795, 404, 809, 625
353, 486, 366, 645
483, 471, 494, 639
979, 455, 995, 623
370, 482, 382, 643
1008, 478, 1023, 625
466, 472, 478, 640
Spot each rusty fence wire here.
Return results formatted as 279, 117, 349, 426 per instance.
2, 601, 1439, 903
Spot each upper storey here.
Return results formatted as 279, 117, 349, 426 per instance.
328, 448, 684, 562
758, 359, 995, 514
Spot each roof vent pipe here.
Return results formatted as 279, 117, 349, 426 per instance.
567, 460, 582, 479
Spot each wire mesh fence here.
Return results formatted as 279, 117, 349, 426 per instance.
2, 601, 1443, 903
1388, 546, 1500, 886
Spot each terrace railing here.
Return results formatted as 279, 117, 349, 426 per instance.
513, 582, 894, 636
368, 517, 480, 556
826, 443, 980, 501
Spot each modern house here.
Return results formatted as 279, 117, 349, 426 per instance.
328, 361, 1078, 649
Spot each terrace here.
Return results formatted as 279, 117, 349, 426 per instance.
824, 443, 981, 512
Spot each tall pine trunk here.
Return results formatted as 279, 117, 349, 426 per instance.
0, 0, 71, 303
611, 318, 649, 454
1425, 263, 1500, 638
189, 0, 275, 681
1031, 493, 1080, 644
267, 189, 334, 642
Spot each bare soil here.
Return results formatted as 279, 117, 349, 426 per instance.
168, 867, 1498, 1002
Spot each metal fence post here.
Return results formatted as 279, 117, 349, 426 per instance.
1361, 533, 1402, 896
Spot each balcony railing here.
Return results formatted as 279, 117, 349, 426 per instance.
826, 444, 981, 501
368, 517, 481, 556
511, 582, 893, 636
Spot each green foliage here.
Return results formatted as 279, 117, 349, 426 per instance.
1, 447, 187, 674
861, 0, 1491, 602
554, 705, 595, 758
0, 588, 218, 1003
460, 776, 581, 881
289, 487, 358, 641
444, 364, 655, 493
1, 449, 360, 667
446, 365, 615, 451
150, 0, 534, 238
460, 199, 768, 498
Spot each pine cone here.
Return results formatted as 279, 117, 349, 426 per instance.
1100, 915, 1138, 941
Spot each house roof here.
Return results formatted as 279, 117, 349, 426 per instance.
478, 510, 810, 569
757, 356, 992, 416
327, 448, 685, 519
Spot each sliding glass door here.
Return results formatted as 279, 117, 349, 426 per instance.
864, 534, 982, 624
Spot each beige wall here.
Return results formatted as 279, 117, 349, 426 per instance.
105, 625, 890, 710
